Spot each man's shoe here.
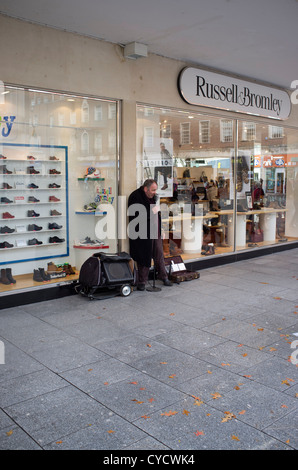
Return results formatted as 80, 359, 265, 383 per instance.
0, 226, 15, 234
28, 196, 40, 203
2, 212, 14, 219
1, 197, 13, 204
49, 236, 65, 243
49, 195, 61, 202
28, 183, 39, 189
0, 241, 14, 248
27, 210, 40, 217
48, 222, 62, 230
2, 183, 12, 189
137, 284, 145, 291
163, 278, 173, 286
28, 224, 42, 231
33, 269, 44, 282
28, 238, 43, 245
50, 209, 62, 216
39, 268, 51, 281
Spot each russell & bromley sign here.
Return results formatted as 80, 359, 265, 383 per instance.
178, 67, 291, 120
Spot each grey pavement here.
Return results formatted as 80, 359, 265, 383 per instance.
1, 249, 298, 451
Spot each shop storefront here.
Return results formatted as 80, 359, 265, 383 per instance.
1, 15, 298, 306
0, 85, 119, 303
136, 69, 298, 265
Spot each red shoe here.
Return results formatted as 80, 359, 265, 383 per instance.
2, 212, 15, 219
49, 195, 60, 202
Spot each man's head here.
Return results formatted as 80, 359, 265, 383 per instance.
143, 179, 158, 199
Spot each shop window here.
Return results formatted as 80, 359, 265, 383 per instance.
220, 119, 233, 142
199, 120, 210, 143
268, 125, 284, 139
180, 122, 190, 144
241, 122, 256, 141
0, 85, 119, 295
137, 104, 298, 264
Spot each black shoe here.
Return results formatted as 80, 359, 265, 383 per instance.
49, 236, 65, 243
28, 238, 43, 245
48, 222, 62, 230
163, 278, 173, 286
28, 196, 40, 203
28, 183, 39, 189
39, 268, 50, 281
0, 226, 15, 234
33, 269, 44, 282
137, 284, 145, 291
28, 210, 40, 217
1, 197, 13, 204
0, 241, 14, 248
48, 183, 61, 188
28, 224, 42, 231
2, 183, 12, 189
0, 268, 10, 284
6, 268, 16, 284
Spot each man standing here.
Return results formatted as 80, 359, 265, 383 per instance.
128, 179, 172, 291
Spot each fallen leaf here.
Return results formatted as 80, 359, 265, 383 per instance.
168, 374, 176, 378
141, 415, 150, 419
147, 344, 151, 348
160, 361, 167, 364
148, 397, 155, 403
6, 430, 13, 437
274, 297, 281, 300
195, 430, 204, 436
231, 435, 240, 441
131, 399, 144, 404
238, 410, 246, 415
182, 409, 190, 416
281, 404, 288, 408
234, 385, 240, 390
242, 353, 248, 357
56, 440, 63, 444
207, 370, 212, 374
194, 399, 204, 406
104, 381, 109, 385
107, 430, 114, 434
258, 328, 264, 332
129, 381, 138, 384
161, 410, 178, 417
211, 393, 222, 399
139, 387, 146, 390
170, 313, 175, 316
221, 412, 236, 422
88, 368, 93, 372
243, 374, 252, 378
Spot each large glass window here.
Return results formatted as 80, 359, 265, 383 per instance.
0, 85, 119, 293
137, 104, 298, 262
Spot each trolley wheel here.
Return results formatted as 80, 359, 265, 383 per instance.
120, 284, 132, 297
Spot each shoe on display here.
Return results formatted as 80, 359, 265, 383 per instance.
27, 210, 40, 217
33, 269, 44, 282
0, 165, 12, 174
2, 212, 15, 219
0, 268, 10, 284
79, 236, 97, 245
48, 222, 62, 230
48, 183, 61, 188
50, 209, 62, 216
49, 236, 65, 243
49, 195, 61, 202
28, 224, 42, 231
28, 183, 39, 189
27, 155, 36, 160
47, 262, 63, 272
83, 202, 98, 212
0, 154, 7, 160
63, 264, 76, 275
0, 226, 15, 234
2, 183, 12, 189
0, 241, 14, 248
1, 197, 13, 204
28, 196, 40, 203
49, 169, 61, 175
49, 156, 59, 160
28, 238, 43, 245
6, 268, 16, 284
38, 268, 51, 281
27, 166, 40, 174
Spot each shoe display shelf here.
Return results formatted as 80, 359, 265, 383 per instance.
74, 173, 111, 251
0, 144, 69, 264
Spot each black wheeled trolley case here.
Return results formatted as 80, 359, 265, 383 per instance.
75, 251, 135, 300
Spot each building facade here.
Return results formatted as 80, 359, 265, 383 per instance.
1, 15, 298, 305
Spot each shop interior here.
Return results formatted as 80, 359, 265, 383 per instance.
137, 105, 298, 262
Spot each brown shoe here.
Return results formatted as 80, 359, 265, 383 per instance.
47, 262, 63, 273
